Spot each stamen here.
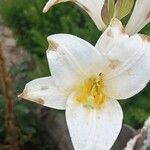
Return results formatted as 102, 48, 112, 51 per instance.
76, 73, 107, 110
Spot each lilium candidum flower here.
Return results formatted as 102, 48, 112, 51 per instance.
18, 19, 150, 150
43, 0, 150, 35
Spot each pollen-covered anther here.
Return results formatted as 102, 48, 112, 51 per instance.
76, 74, 107, 109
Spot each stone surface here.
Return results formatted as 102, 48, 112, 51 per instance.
41, 109, 73, 150
0, 20, 31, 69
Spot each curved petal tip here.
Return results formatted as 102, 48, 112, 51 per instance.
18, 89, 45, 105
47, 37, 59, 50
109, 18, 125, 32
18, 89, 27, 99
43, 0, 56, 13
139, 34, 150, 43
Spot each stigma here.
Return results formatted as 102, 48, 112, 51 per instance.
76, 73, 107, 110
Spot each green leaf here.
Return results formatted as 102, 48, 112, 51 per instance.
114, 0, 135, 19
147, 146, 150, 150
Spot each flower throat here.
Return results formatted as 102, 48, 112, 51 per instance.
76, 73, 107, 110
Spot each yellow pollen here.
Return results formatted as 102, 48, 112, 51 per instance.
76, 74, 107, 109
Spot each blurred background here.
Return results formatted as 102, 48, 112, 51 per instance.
0, 0, 149, 149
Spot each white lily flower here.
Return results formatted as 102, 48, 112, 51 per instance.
19, 19, 150, 150
43, 0, 150, 35
125, 0, 150, 35
43, 0, 106, 30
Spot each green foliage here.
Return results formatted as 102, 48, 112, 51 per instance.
28, 55, 50, 79
0, 0, 100, 57
122, 84, 150, 129
147, 146, 150, 150
0, 63, 55, 149
141, 23, 150, 36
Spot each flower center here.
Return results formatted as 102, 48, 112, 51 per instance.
76, 73, 107, 110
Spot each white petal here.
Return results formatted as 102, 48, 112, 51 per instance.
103, 34, 150, 99
43, 0, 106, 30
18, 77, 68, 110
47, 34, 105, 90
66, 93, 123, 150
95, 18, 129, 55
125, 0, 150, 35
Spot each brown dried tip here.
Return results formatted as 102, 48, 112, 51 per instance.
146, 11, 150, 20
18, 89, 27, 99
139, 34, 150, 42
18, 90, 45, 105
33, 98, 45, 105
47, 39, 59, 51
